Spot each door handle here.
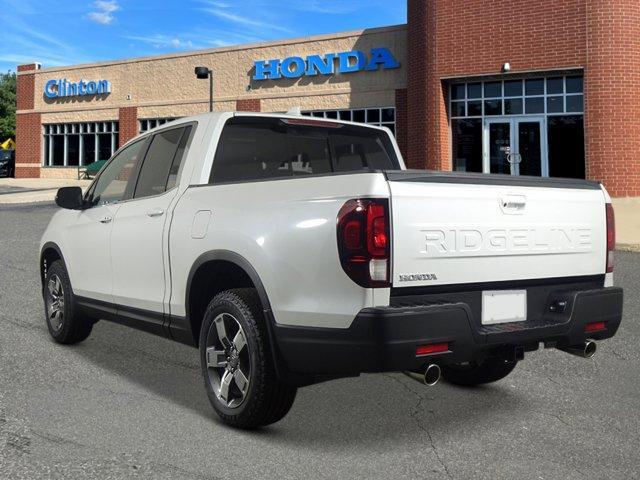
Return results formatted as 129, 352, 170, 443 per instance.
99, 216, 112, 224
146, 208, 165, 218
500, 195, 527, 212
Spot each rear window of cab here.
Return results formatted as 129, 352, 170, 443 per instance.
209, 117, 399, 184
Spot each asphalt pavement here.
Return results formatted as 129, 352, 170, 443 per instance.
0, 202, 639, 479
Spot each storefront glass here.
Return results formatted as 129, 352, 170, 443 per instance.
302, 108, 396, 135
43, 122, 119, 167
450, 75, 584, 178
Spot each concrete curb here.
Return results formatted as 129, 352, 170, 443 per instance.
617, 244, 640, 253
0, 190, 61, 205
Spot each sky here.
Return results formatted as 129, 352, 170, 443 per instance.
0, 0, 407, 73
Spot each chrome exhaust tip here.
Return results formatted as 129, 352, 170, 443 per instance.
403, 364, 441, 386
560, 340, 597, 358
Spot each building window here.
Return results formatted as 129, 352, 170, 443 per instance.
43, 122, 119, 167
301, 108, 396, 136
139, 117, 178, 133
449, 75, 584, 178
450, 75, 584, 120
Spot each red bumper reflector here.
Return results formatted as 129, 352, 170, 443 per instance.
585, 321, 606, 333
416, 343, 449, 356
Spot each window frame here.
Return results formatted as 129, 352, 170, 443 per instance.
131, 124, 193, 200
81, 121, 197, 207
138, 117, 180, 134
449, 74, 584, 120
42, 121, 119, 167
449, 74, 585, 176
301, 107, 396, 135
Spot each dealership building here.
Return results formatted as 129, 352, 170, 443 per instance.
15, 0, 640, 197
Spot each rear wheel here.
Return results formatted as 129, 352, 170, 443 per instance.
441, 358, 517, 386
199, 288, 297, 429
43, 260, 93, 344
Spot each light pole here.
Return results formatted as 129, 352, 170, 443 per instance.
194, 66, 213, 112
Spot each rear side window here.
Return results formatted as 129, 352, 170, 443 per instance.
209, 117, 398, 184
133, 126, 191, 199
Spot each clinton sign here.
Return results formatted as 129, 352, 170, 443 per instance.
44, 79, 111, 99
253, 47, 400, 81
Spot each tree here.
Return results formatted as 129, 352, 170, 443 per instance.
0, 71, 16, 141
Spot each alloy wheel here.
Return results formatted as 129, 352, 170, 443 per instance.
205, 313, 251, 408
46, 274, 65, 332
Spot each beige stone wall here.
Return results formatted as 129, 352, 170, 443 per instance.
41, 109, 119, 123
40, 167, 80, 179
137, 101, 235, 119
25, 25, 406, 117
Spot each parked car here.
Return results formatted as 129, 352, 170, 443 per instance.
40, 112, 623, 429
0, 149, 15, 177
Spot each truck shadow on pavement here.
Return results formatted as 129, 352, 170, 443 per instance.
71, 319, 524, 445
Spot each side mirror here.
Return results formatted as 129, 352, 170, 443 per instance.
55, 187, 84, 210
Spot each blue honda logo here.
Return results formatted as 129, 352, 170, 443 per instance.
253, 47, 400, 81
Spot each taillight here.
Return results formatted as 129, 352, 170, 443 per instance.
606, 203, 615, 273
337, 198, 390, 287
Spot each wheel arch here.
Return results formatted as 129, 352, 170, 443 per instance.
185, 250, 275, 345
184, 250, 320, 386
40, 242, 67, 289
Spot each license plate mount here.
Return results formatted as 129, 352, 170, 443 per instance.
481, 290, 527, 325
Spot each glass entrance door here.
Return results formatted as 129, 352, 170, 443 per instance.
486, 120, 512, 174
483, 117, 545, 176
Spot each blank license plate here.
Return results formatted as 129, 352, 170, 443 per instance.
481, 290, 527, 325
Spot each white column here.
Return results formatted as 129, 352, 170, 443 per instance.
63, 131, 68, 167
48, 135, 54, 166
79, 132, 84, 166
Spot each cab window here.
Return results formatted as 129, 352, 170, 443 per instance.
86, 139, 147, 206
133, 126, 191, 199
209, 117, 399, 184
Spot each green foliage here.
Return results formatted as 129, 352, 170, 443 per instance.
0, 71, 17, 141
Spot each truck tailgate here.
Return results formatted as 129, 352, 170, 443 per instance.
387, 172, 607, 288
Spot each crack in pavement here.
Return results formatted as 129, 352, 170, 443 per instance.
30, 429, 88, 450
610, 349, 629, 361
382, 374, 454, 479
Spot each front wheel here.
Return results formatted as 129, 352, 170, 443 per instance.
199, 288, 297, 429
43, 260, 93, 344
441, 358, 517, 386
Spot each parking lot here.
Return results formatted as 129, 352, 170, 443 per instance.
0, 202, 638, 479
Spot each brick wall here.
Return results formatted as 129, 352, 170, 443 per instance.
406, 0, 429, 170
394, 89, 407, 160
408, 0, 588, 172
16, 71, 35, 111
118, 107, 138, 147
16, 64, 41, 178
236, 98, 261, 112
407, 0, 639, 196
15, 113, 41, 178
585, 0, 640, 197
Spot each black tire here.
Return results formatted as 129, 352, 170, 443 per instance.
441, 358, 517, 386
199, 288, 297, 429
43, 260, 93, 344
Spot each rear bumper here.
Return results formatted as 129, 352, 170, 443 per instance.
274, 286, 623, 375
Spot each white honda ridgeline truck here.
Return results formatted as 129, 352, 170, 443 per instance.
40, 112, 623, 429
